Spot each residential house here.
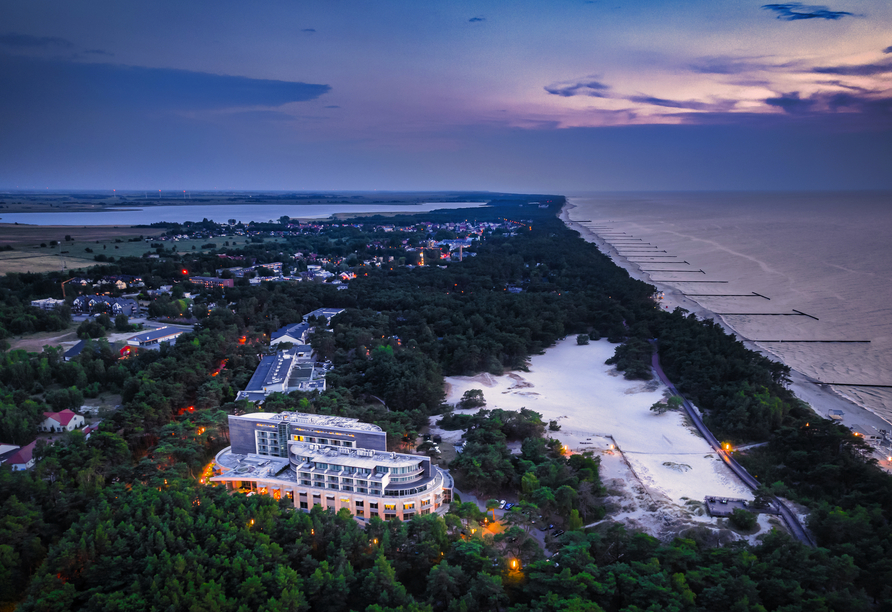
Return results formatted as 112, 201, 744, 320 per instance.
4, 441, 37, 471
41, 410, 85, 433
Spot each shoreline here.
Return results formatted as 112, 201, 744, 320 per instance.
560, 199, 892, 449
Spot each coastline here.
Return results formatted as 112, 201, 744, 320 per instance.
560, 198, 892, 450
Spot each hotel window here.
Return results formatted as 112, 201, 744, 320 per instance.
384, 513, 397, 521
369, 502, 378, 509
355, 500, 364, 507
404, 502, 415, 510
403, 512, 415, 520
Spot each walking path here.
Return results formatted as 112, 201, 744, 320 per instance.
650, 344, 816, 547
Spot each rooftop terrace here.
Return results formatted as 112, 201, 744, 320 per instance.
238, 411, 384, 433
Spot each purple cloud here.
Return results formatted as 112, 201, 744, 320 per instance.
544, 78, 611, 98
813, 59, 892, 76
626, 95, 736, 112
762, 3, 853, 21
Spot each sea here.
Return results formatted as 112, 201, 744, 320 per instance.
566, 191, 892, 426
0, 201, 485, 226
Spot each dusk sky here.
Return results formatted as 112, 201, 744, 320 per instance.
2, 0, 890, 192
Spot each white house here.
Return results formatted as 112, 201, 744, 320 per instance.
41, 410, 85, 433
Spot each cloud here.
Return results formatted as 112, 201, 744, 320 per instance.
0, 53, 331, 113
0, 33, 74, 49
885, 45, 892, 54
812, 59, 892, 76
84, 49, 113, 56
468, 17, 486, 23
688, 56, 780, 75
626, 95, 736, 112
766, 91, 815, 113
301, 28, 316, 33
544, 77, 611, 97
325, 105, 340, 109
766, 90, 892, 123
761, 3, 853, 21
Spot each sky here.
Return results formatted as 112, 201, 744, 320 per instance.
1, 0, 890, 192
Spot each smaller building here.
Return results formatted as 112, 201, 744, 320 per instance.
72, 295, 139, 316
302, 308, 345, 324
0, 444, 20, 464
190, 276, 235, 289
236, 347, 326, 403
30, 298, 66, 310
271, 322, 310, 346
83, 421, 102, 440
4, 441, 37, 471
64, 339, 89, 361
41, 410, 85, 433
126, 326, 184, 348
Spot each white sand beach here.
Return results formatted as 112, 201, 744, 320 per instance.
442, 338, 755, 538
560, 198, 892, 471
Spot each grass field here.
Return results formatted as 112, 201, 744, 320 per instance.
0, 223, 286, 274
8, 328, 79, 352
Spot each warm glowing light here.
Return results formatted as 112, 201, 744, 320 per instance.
510, 559, 518, 570
182, 269, 188, 275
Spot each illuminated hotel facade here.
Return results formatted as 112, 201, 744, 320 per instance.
211, 411, 452, 520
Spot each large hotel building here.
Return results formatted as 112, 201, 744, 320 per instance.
211, 411, 453, 520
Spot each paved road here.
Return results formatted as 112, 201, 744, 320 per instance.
650, 345, 816, 547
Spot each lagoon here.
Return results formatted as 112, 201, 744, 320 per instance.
0, 201, 486, 226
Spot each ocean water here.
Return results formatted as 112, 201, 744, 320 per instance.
0, 201, 485, 226
567, 191, 892, 424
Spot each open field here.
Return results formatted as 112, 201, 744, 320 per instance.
8, 328, 79, 352
0, 223, 287, 274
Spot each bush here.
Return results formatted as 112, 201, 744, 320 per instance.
729, 507, 757, 530
458, 389, 486, 409
576, 334, 590, 345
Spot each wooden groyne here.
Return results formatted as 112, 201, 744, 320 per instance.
755, 340, 870, 343
684, 292, 769, 299
817, 382, 892, 388
716, 311, 819, 320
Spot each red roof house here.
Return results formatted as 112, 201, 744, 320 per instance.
5, 441, 37, 471
41, 409, 85, 432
